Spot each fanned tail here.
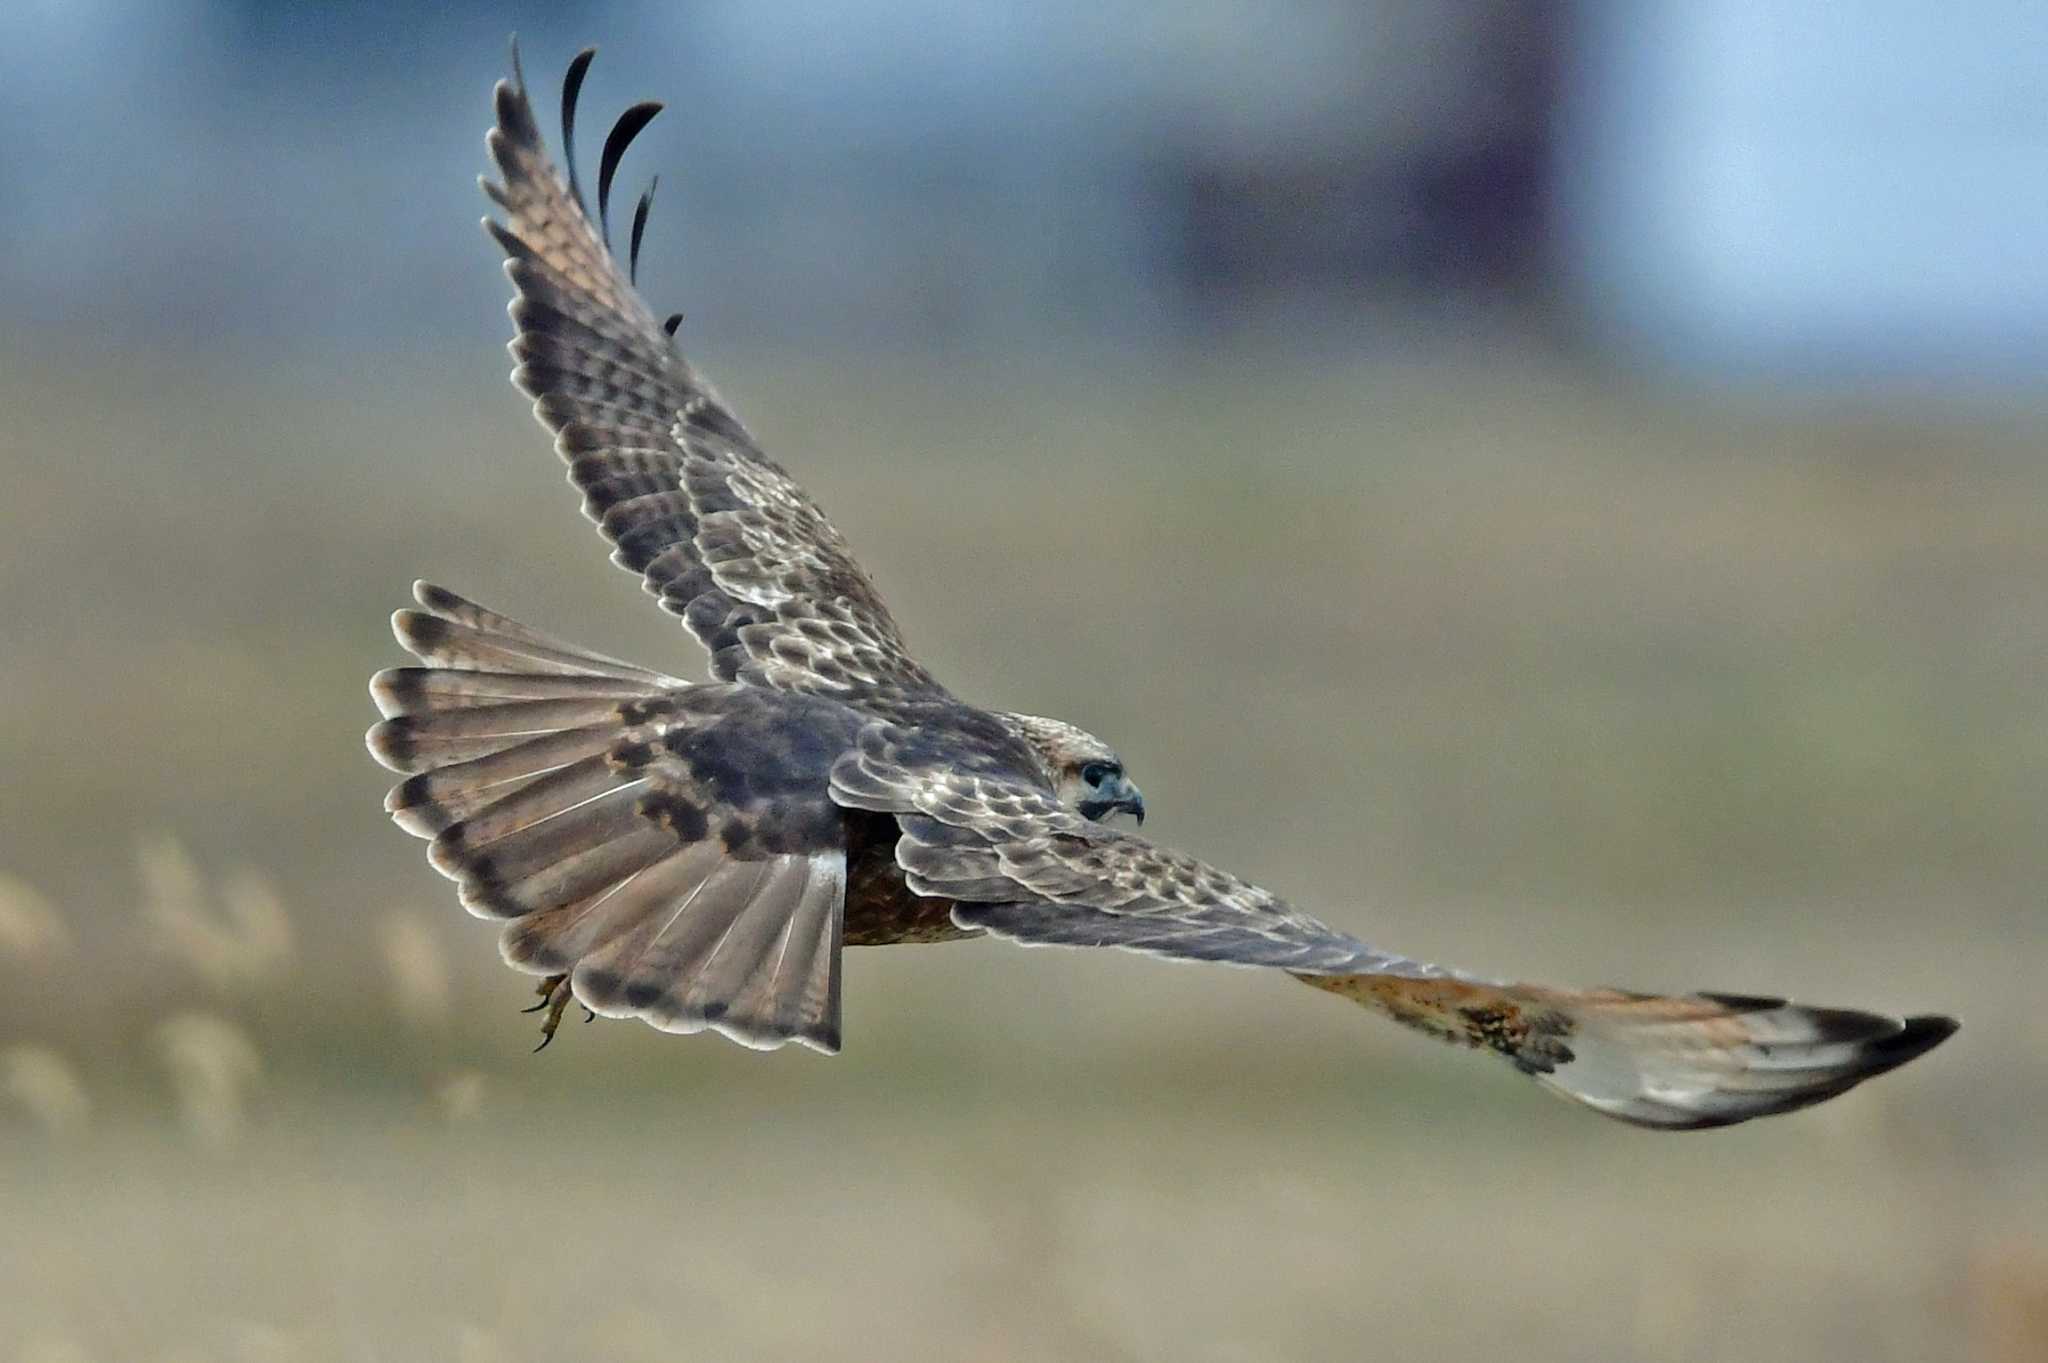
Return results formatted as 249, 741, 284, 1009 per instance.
367, 582, 843, 1053
1298, 972, 1956, 1130
368, 581, 677, 839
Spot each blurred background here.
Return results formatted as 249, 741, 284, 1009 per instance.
2, 2, 2044, 1360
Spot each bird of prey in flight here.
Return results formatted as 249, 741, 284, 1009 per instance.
367, 45, 1955, 1129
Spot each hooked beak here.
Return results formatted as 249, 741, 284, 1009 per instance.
1080, 775, 1146, 826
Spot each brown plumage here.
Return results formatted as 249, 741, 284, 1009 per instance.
365, 43, 1956, 1126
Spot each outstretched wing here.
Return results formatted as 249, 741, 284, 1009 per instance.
484, 47, 941, 700
832, 727, 1956, 1129
830, 723, 1471, 976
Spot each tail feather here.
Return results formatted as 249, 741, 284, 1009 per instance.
380, 726, 624, 831
408, 580, 667, 680
1299, 973, 1956, 1130
671, 858, 811, 1024
734, 856, 844, 1049
378, 695, 637, 741
574, 850, 757, 996
570, 850, 845, 1052
419, 752, 623, 851
369, 583, 844, 1053
393, 609, 643, 679
371, 666, 667, 718
501, 840, 726, 975
464, 822, 678, 921
369, 711, 624, 773
389, 581, 672, 682
430, 778, 653, 897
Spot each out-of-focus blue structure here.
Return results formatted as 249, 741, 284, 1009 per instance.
1559, 1, 2048, 381
2, 0, 2042, 384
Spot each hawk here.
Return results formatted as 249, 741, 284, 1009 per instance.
367, 46, 1955, 1130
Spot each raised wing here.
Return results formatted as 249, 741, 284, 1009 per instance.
833, 728, 1956, 1129
484, 47, 941, 699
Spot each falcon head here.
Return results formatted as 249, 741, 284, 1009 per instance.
997, 712, 1146, 825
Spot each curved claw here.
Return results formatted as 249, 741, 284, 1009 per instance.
529, 974, 574, 1051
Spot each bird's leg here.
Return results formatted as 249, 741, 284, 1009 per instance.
528, 974, 574, 1051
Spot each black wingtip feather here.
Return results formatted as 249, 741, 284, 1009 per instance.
484, 217, 532, 260
1696, 991, 1786, 1013
598, 101, 664, 248
561, 47, 597, 217
629, 175, 658, 284
493, 79, 537, 150
1883, 1014, 1960, 1066
663, 313, 683, 336
1698, 991, 1901, 1045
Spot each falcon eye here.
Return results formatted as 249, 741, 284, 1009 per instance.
1080, 762, 1117, 787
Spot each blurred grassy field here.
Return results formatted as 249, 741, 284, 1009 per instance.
1, 341, 2043, 1361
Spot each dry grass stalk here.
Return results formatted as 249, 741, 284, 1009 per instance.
0, 1044, 91, 1135
1973, 1236, 2048, 1363
223, 1319, 308, 1363
456, 1323, 513, 1363
137, 835, 295, 991
0, 872, 72, 960
377, 910, 452, 1030
434, 1069, 488, 1124
16, 1333, 96, 1363
153, 1012, 262, 1151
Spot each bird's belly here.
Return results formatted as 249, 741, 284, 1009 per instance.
843, 841, 977, 945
